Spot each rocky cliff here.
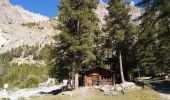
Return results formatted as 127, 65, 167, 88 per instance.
0, 0, 56, 54
95, 0, 143, 25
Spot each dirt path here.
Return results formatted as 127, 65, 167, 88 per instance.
151, 80, 170, 100
78, 87, 89, 100
0, 85, 64, 100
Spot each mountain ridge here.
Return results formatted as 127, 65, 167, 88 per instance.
0, 0, 142, 54
0, 0, 57, 54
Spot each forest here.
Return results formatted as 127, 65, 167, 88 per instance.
48, 0, 170, 88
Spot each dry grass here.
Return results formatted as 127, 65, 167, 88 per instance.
30, 87, 166, 100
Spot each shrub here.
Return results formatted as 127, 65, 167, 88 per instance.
0, 76, 4, 88
18, 97, 27, 100
0, 45, 49, 89
22, 22, 38, 28
4, 64, 46, 88
33, 45, 50, 60
20, 75, 42, 88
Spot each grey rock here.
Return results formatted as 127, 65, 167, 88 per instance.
0, 0, 57, 54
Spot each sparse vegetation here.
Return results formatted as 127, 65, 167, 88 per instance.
4, 64, 46, 88
22, 22, 38, 28
22, 22, 44, 30
0, 45, 50, 88
20, 75, 42, 88
0, 76, 4, 89
33, 44, 50, 60
30, 88, 164, 100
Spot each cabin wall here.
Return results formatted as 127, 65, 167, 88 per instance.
84, 68, 115, 86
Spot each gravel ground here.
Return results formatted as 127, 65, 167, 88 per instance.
0, 85, 64, 100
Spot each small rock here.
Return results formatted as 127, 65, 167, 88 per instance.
62, 91, 72, 96
121, 82, 137, 90
115, 84, 123, 92
104, 91, 119, 96
100, 85, 110, 92
39, 78, 55, 87
165, 75, 169, 80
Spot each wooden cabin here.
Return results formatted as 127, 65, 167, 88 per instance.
84, 67, 115, 86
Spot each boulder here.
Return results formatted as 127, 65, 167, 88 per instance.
165, 75, 169, 80
62, 91, 72, 96
104, 91, 119, 96
100, 85, 110, 92
115, 84, 123, 92
120, 82, 137, 90
39, 78, 55, 87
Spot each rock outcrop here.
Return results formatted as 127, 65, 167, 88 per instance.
0, 0, 56, 54
94, 0, 108, 26
95, 0, 143, 26
0, 0, 49, 23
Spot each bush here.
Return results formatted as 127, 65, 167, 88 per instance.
0, 45, 49, 89
33, 45, 50, 60
4, 64, 46, 88
22, 22, 38, 28
0, 76, 4, 88
20, 75, 42, 88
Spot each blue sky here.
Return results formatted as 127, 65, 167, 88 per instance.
10, 0, 140, 18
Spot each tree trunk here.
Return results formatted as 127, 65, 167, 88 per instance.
137, 65, 141, 77
74, 72, 79, 89
75, 19, 79, 89
77, 21, 80, 34
119, 52, 125, 83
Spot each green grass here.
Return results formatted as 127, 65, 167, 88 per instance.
30, 88, 165, 100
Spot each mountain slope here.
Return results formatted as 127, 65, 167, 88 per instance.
0, 0, 49, 23
0, 0, 142, 55
95, 0, 143, 25
0, 0, 56, 54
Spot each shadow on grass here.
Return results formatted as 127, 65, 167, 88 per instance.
151, 80, 170, 94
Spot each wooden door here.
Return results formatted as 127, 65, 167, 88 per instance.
87, 77, 92, 86
92, 75, 100, 85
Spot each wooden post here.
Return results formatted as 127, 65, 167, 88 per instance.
84, 75, 86, 86
75, 72, 79, 89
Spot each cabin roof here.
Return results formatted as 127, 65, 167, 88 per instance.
84, 66, 114, 74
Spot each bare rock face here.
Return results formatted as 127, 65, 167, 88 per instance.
95, 0, 143, 26
0, 0, 10, 6
0, 0, 57, 54
0, 0, 49, 23
94, 0, 108, 27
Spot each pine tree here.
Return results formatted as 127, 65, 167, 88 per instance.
105, 0, 136, 83
137, 0, 170, 74
49, 0, 99, 88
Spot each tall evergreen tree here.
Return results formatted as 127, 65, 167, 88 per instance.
49, 0, 99, 88
105, 0, 136, 83
136, 0, 170, 74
